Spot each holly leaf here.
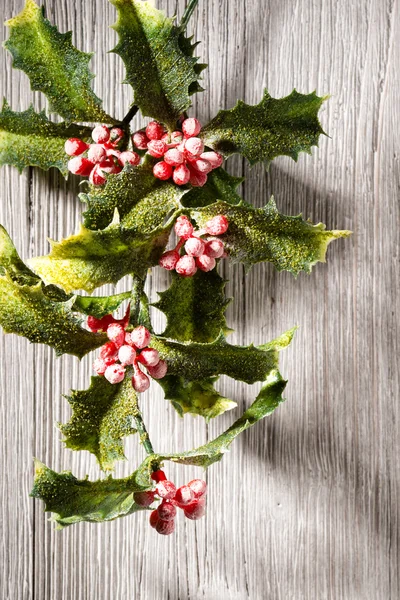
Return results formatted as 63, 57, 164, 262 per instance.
153, 269, 231, 343
177, 32, 206, 97
191, 199, 351, 275
181, 167, 243, 208
110, 0, 199, 129
0, 226, 106, 357
0, 102, 92, 176
60, 376, 138, 472
201, 89, 327, 165
30, 459, 152, 528
80, 161, 186, 231
72, 291, 131, 319
4, 0, 111, 123
28, 211, 177, 293
159, 375, 237, 421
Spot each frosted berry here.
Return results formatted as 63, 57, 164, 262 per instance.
68, 156, 94, 176
156, 480, 177, 500
134, 491, 156, 507
174, 215, 193, 239
87, 144, 107, 164
159, 249, 180, 270
156, 519, 175, 535
176, 255, 197, 277
162, 131, 183, 147
109, 127, 124, 146
87, 314, 114, 332
182, 117, 201, 138
153, 161, 173, 180
196, 254, 216, 272
184, 137, 204, 158
64, 138, 89, 156
97, 159, 120, 175
174, 485, 194, 506
204, 238, 225, 258
146, 121, 164, 141
147, 139, 167, 158
92, 125, 110, 144
147, 360, 168, 380
199, 151, 223, 169
118, 344, 136, 366
129, 325, 151, 349
119, 151, 140, 166
205, 215, 229, 235
132, 131, 149, 150
151, 470, 167, 482
104, 363, 126, 384
149, 510, 159, 528
99, 341, 118, 361
190, 158, 212, 174
188, 168, 207, 187
138, 347, 160, 367
184, 497, 206, 520
132, 367, 150, 393
93, 357, 108, 376
164, 148, 184, 166
89, 164, 107, 186
173, 164, 191, 186
107, 323, 126, 347
187, 479, 207, 498
185, 237, 205, 257
157, 501, 177, 521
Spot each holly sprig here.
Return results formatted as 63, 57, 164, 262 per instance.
0, 0, 350, 535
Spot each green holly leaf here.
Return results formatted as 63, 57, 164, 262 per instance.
110, 0, 199, 129
153, 269, 231, 343
201, 89, 327, 165
191, 199, 351, 275
159, 375, 236, 421
30, 459, 152, 528
181, 167, 243, 208
4, 0, 111, 123
0, 102, 92, 176
28, 211, 177, 293
80, 161, 186, 231
0, 226, 106, 357
72, 291, 131, 319
60, 376, 138, 472
177, 32, 206, 96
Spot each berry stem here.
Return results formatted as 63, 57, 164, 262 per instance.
131, 274, 146, 326
179, 0, 199, 31
122, 104, 139, 125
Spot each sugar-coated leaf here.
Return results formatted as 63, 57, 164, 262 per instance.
159, 375, 237, 421
191, 199, 351, 275
60, 376, 138, 472
80, 161, 186, 231
4, 0, 111, 123
177, 31, 206, 96
0, 102, 92, 176
153, 269, 231, 343
31, 459, 151, 528
201, 89, 327, 165
0, 226, 106, 357
110, 0, 199, 129
72, 291, 131, 319
28, 211, 177, 293
181, 167, 243, 208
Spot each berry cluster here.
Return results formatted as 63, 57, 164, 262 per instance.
65, 125, 140, 185
132, 118, 223, 187
88, 307, 167, 392
159, 214, 229, 276
134, 470, 207, 535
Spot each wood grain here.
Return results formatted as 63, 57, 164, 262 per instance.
0, 0, 399, 598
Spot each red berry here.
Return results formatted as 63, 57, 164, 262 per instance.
147, 360, 168, 380
107, 323, 126, 347
92, 125, 110, 144
87, 144, 107, 164
93, 357, 108, 375
138, 347, 160, 367
184, 137, 204, 158
149, 510, 159, 528
174, 485, 194, 506
162, 131, 183, 147
199, 151, 223, 169
104, 363, 126, 384
176, 255, 197, 277
156, 480, 177, 499
196, 254, 216, 272
146, 121, 164, 141
182, 117, 201, 138
132, 131, 149, 150
119, 151, 140, 166
184, 497, 206, 520
187, 479, 207, 498
174, 215, 193, 239
109, 127, 124, 146
159, 249, 180, 270
204, 239, 225, 258
164, 148, 184, 166
153, 161, 173, 180
129, 325, 151, 349
157, 501, 177, 521
151, 470, 167, 482
64, 138, 89, 156
118, 344, 136, 366
68, 156, 94, 176
155, 519, 175, 535
99, 341, 118, 361
132, 367, 150, 393
147, 139, 167, 158
190, 158, 212, 174
205, 215, 229, 236
97, 158, 119, 174
89, 164, 107, 185
188, 167, 207, 187
87, 314, 114, 332
173, 164, 191, 186
185, 237, 205, 257
134, 491, 156, 507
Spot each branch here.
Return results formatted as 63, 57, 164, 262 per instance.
179, 0, 199, 32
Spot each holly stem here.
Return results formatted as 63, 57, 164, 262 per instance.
131, 274, 146, 325
180, 0, 199, 31
122, 104, 139, 125
132, 389, 155, 456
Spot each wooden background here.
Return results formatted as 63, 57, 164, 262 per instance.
0, 0, 399, 598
